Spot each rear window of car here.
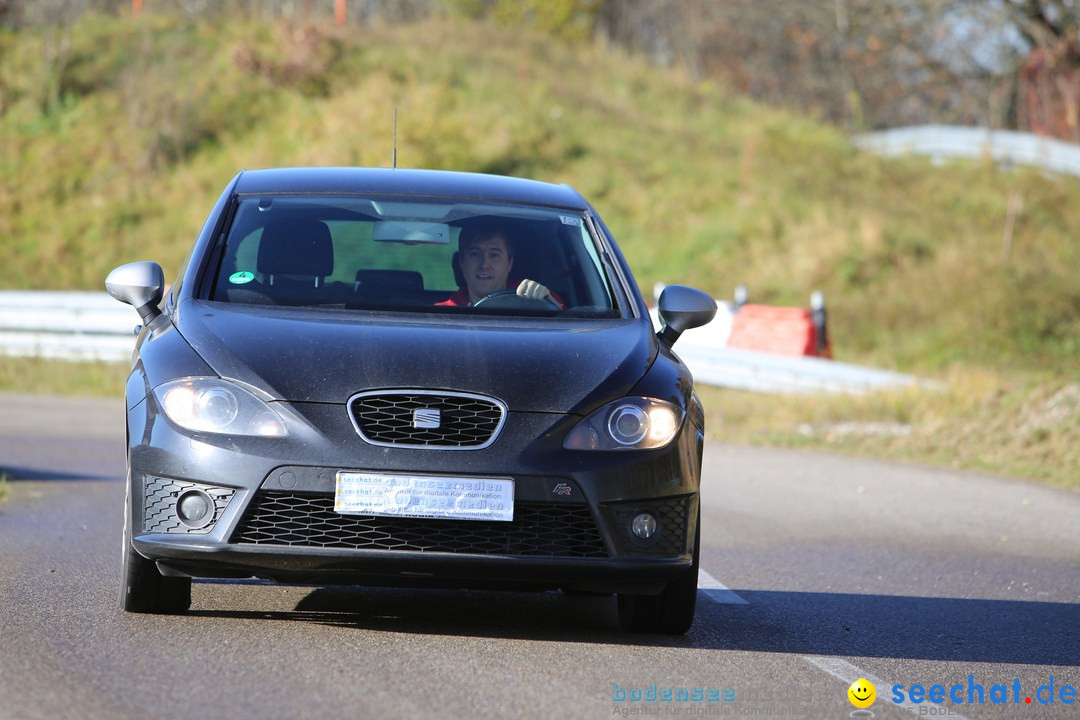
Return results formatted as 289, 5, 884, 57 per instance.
204, 195, 620, 317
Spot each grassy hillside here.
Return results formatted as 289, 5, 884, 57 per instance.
2, 13, 1077, 486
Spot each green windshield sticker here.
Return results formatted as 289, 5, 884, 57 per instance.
229, 271, 255, 285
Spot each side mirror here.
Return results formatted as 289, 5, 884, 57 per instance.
105, 261, 165, 324
657, 285, 716, 347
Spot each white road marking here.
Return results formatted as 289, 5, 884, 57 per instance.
805, 656, 971, 720
698, 569, 749, 604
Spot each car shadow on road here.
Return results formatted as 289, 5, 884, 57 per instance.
188, 582, 631, 641
185, 583, 1079, 665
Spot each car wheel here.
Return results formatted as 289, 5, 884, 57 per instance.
616, 515, 699, 634
120, 534, 191, 613
119, 467, 191, 614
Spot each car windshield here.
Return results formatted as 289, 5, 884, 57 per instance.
205, 195, 620, 318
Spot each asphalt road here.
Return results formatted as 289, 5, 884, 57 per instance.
1, 393, 1077, 719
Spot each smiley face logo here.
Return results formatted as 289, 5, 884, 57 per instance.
847, 678, 876, 709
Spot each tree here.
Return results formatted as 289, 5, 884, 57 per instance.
1004, 0, 1080, 140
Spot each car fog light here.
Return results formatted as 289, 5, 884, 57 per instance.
631, 512, 658, 540
176, 489, 215, 529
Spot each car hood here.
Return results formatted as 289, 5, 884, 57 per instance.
176, 301, 657, 413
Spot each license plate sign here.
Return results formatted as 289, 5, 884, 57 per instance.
334, 472, 514, 522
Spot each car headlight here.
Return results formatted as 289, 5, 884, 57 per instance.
563, 397, 684, 451
155, 378, 287, 437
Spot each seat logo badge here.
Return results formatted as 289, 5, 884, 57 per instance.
413, 408, 441, 429
553, 483, 573, 496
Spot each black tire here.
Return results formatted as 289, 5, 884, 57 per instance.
616, 518, 699, 634
119, 465, 191, 614
119, 533, 191, 613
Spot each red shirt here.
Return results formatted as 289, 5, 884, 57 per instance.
435, 288, 472, 307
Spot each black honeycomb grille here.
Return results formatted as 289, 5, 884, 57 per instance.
349, 391, 504, 448
143, 477, 234, 534
231, 492, 608, 558
605, 494, 692, 556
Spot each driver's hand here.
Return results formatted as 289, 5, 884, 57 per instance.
516, 279, 552, 301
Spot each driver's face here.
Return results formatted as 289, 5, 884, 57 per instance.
459, 234, 513, 303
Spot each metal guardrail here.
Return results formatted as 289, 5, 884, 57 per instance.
854, 125, 1080, 180
675, 343, 919, 395
0, 291, 920, 394
0, 291, 137, 363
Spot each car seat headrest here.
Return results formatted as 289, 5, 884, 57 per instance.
257, 218, 334, 278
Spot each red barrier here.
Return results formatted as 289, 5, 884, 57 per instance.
726, 304, 831, 358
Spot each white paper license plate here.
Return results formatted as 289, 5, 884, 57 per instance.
334, 472, 514, 522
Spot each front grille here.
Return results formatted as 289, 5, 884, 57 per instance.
348, 390, 506, 449
231, 492, 608, 558
144, 477, 234, 534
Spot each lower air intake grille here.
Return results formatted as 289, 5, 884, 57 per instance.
231, 492, 608, 558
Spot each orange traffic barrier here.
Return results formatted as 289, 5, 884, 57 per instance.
726, 304, 831, 358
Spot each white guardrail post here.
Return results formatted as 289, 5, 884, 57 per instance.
0, 290, 921, 394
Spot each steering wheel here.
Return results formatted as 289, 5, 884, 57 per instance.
472, 288, 560, 310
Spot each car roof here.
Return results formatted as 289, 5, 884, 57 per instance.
232, 167, 590, 210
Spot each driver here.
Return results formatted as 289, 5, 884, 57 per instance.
436, 225, 564, 307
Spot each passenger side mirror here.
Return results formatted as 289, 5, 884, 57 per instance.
105, 261, 165, 324
657, 285, 716, 347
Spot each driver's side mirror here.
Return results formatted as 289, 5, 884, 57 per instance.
657, 285, 716, 347
105, 261, 165, 324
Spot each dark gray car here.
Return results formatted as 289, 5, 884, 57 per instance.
106, 167, 715, 633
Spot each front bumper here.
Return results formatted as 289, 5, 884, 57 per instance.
128, 398, 703, 594
137, 538, 692, 594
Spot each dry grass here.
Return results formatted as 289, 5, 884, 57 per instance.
698, 369, 1080, 490
0, 357, 128, 397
